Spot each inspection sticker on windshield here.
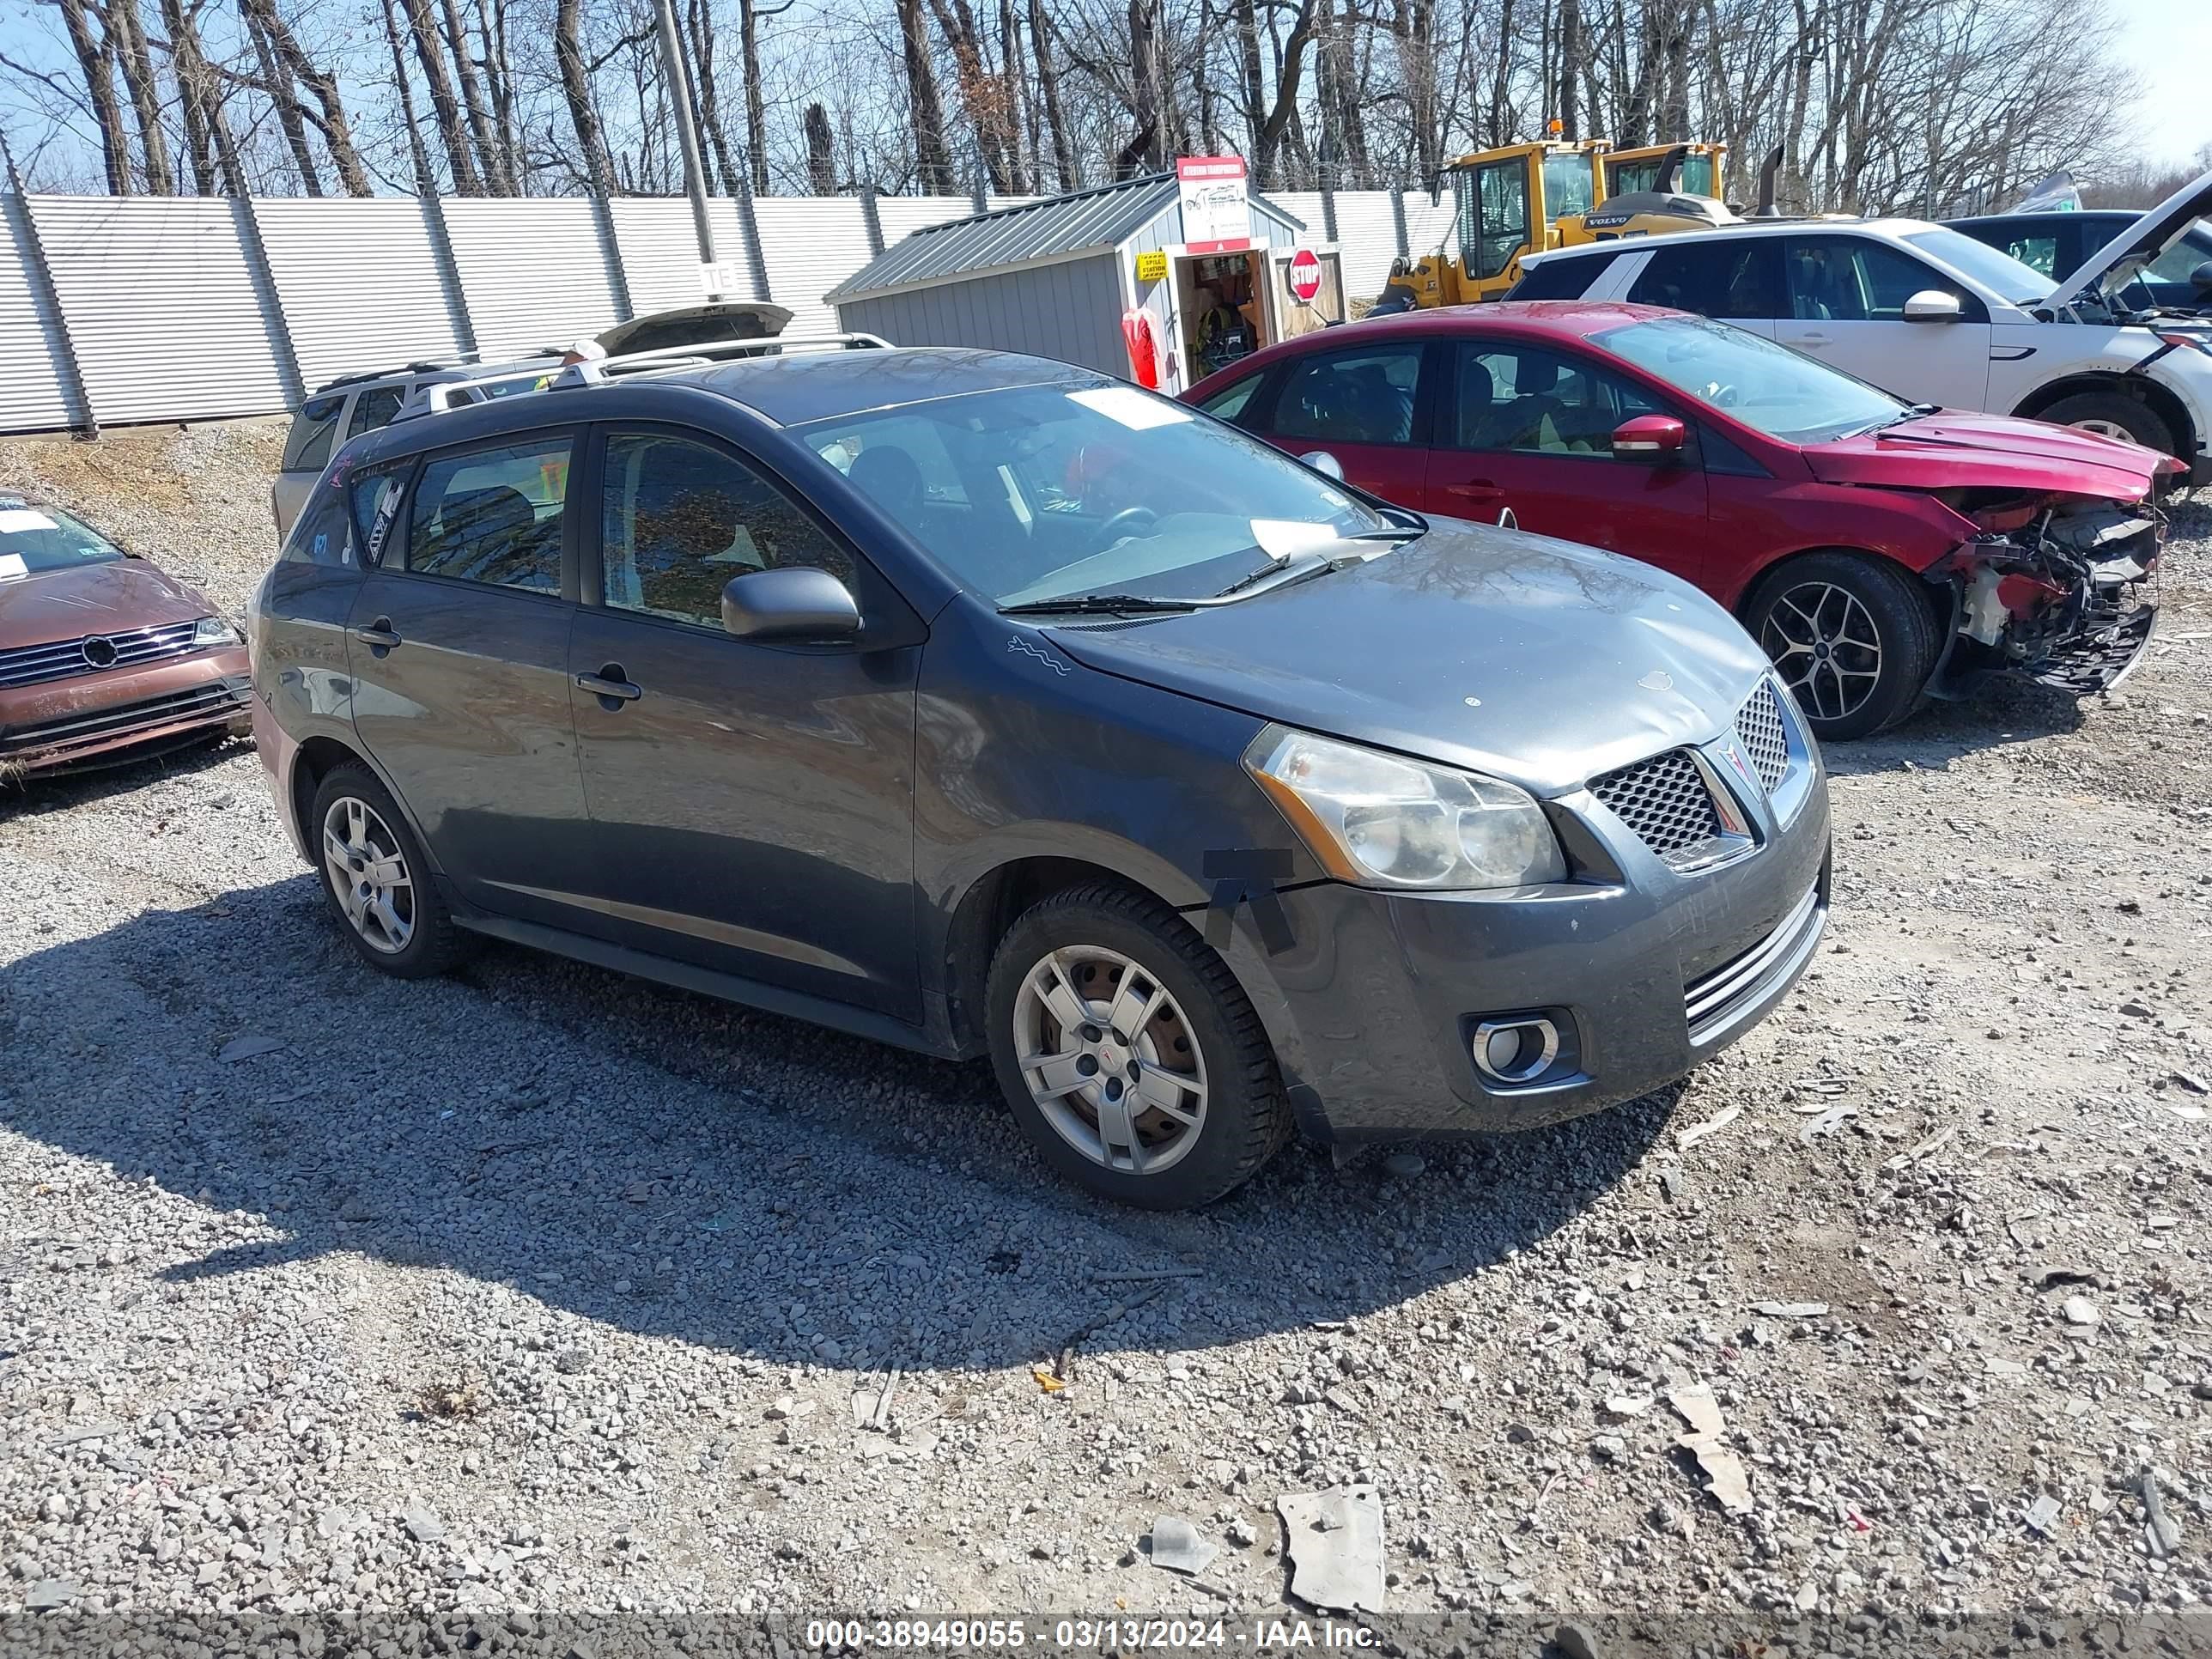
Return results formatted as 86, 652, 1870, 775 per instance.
1067, 386, 1191, 430
0, 552, 27, 580
0, 508, 55, 534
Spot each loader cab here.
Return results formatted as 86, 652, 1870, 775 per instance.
1453, 140, 1607, 295
1603, 143, 1727, 202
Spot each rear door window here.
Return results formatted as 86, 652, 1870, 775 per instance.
1195, 372, 1266, 424
1508, 252, 1617, 300
1270, 344, 1425, 446
1629, 239, 1784, 319
283, 393, 346, 474
407, 435, 573, 592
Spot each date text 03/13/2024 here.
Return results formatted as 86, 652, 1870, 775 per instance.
803, 1619, 1380, 1650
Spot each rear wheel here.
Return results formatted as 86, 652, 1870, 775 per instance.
309, 762, 469, 978
1742, 552, 1938, 741
984, 883, 1287, 1210
2037, 391, 2176, 455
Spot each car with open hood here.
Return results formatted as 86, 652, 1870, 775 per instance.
1186, 301, 2173, 739
0, 494, 249, 777
1498, 173, 2212, 486
1948, 207, 2212, 317
249, 341, 1830, 1209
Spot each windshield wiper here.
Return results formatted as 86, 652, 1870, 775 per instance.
1214, 526, 1423, 599
999, 593, 1200, 617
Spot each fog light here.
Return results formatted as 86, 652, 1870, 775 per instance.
1471, 1016, 1561, 1085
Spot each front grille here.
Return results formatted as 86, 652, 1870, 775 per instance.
1684, 883, 1823, 1040
0, 677, 247, 755
0, 619, 204, 690
1734, 683, 1790, 793
1589, 748, 1723, 857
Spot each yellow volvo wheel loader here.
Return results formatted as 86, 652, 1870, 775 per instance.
1374, 141, 1776, 313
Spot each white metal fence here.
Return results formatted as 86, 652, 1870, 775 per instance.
0, 188, 1455, 435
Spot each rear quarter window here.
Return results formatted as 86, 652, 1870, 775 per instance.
1506, 253, 1613, 301
282, 393, 347, 474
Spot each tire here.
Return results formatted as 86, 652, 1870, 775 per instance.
1741, 552, 1940, 742
307, 761, 470, 978
983, 882, 1288, 1210
2036, 391, 2177, 456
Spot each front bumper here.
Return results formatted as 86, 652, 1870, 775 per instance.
0, 649, 251, 775
1213, 715, 1832, 1143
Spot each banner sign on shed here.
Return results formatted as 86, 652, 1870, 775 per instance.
1176, 157, 1250, 254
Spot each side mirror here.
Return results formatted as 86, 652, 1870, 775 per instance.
1611, 413, 1688, 461
1299, 449, 1346, 480
720, 566, 860, 642
2191, 260, 2212, 300
1902, 289, 1963, 323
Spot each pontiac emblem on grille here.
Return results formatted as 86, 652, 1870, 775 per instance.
81, 635, 118, 670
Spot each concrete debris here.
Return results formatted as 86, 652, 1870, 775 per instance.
1883, 1125, 1957, 1170
1800, 1105, 1856, 1142
398, 1504, 446, 1544
1750, 1301, 1829, 1318
1146, 1515, 1218, 1577
47, 1419, 126, 1449
2172, 1071, 2210, 1095
1601, 1395, 1653, 1419
216, 1034, 286, 1063
2061, 1296, 2100, 1328
1277, 1486, 1385, 1613
1676, 1105, 1741, 1151
1667, 1380, 1753, 1516
22, 1579, 80, 1611
2142, 1468, 2181, 1559
2024, 1493, 2062, 1535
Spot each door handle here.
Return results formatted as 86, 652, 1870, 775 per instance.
349, 618, 402, 651
1793, 332, 1832, 346
575, 665, 642, 704
1445, 481, 1504, 501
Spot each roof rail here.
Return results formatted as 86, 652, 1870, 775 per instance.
553, 331, 893, 387
391, 331, 891, 422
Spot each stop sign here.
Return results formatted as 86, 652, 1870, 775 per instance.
1287, 247, 1323, 305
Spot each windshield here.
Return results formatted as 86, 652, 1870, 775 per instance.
1900, 228, 2052, 305
0, 501, 127, 579
793, 381, 1388, 607
1597, 313, 1906, 443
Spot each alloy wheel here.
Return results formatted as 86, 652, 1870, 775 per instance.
1759, 580, 1883, 725
2068, 416, 2135, 441
320, 795, 415, 955
1012, 945, 1208, 1176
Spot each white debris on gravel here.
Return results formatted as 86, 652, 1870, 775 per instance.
2, 426, 2210, 1638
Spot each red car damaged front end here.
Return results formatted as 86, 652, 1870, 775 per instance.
1800, 412, 2178, 699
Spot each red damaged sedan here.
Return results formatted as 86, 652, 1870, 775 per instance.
1186, 302, 2176, 739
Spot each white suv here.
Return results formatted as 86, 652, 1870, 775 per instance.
1510, 175, 2212, 486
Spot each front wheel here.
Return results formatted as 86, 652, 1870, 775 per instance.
1741, 553, 1938, 741
984, 883, 1288, 1210
2037, 391, 2176, 456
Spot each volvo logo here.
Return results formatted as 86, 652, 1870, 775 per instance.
81, 635, 118, 670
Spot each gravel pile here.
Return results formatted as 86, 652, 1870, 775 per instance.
2, 425, 2209, 1653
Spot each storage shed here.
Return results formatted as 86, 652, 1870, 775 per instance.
824, 171, 1343, 398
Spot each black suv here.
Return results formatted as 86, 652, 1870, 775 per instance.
250, 345, 1830, 1208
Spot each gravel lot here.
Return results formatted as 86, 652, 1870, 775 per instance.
3, 422, 2211, 1653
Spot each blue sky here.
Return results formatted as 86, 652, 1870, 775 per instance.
2117, 0, 2212, 164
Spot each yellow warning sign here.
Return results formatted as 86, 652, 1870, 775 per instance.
1134, 250, 1168, 283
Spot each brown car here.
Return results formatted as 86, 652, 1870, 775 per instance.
0, 494, 250, 778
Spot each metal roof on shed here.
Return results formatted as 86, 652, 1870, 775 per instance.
824, 173, 1306, 303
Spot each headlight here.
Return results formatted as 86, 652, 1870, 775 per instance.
192, 615, 240, 647
1243, 725, 1566, 890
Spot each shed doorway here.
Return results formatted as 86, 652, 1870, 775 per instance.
1172, 249, 1267, 380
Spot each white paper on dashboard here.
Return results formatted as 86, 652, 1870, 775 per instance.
1249, 519, 1346, 560
0, 508, 57, 533
0, 552, 28, 579
1066, 386, 1192, 430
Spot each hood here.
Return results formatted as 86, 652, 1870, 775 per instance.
1802, 410, 2164, 500
0, 556, 211, 650
1040, 520, 1772, 799
2045, 168, 2212, 312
